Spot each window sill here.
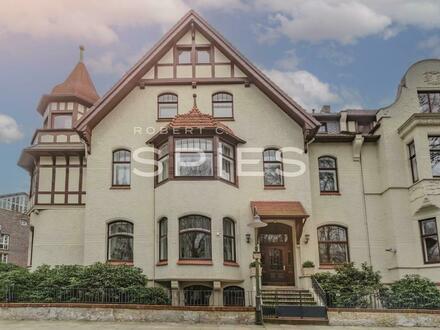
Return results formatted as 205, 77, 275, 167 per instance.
107, 260, 134, 266
224, 261, 239, 267
319, 264, 339, 269
320, 192, 341, 196
110, 186, 131, 190
156, 260, 168, 266
214, 117, 235, 121
156, 118, 174, 122
177, 260, 213, 266
264, 186, 285, 190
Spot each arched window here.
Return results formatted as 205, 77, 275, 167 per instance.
223, 218, 236, 262
179, 215, 211, 260
159, 218, 168, 261
318, 156, 338, 192
212, 92, 233, 118
263, 149, 284, 186
112, 149, 131, 187
158, 93, 178, 119
223, 286, 245, 306
107, 221, 133, 262
184, 285, 212, 306
317, 225, 349, 265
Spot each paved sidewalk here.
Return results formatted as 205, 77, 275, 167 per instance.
0, 320, 438, 330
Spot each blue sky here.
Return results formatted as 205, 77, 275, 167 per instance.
0, 0, 440, 194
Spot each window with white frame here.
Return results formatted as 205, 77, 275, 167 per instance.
157, 143, 169, 183
219, 142, 235, 183
175, 138, 213, 177
0, 253, 7, 263
0, 234, 9, 250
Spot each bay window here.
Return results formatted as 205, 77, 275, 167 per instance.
418, 91, 440, 113
175, 138, 213, 177
52, 114, 72, 129
179, 215, 211, 260
107, 221, 133, 262
429, 136, 440, 177
157, 143, 169, 183
408, 141, 419, 182
219, 142, 235, 183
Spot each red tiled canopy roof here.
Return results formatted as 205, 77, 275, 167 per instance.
147, 105, 245, 144
251, 201, 309, 219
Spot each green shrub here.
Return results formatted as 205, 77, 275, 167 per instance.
302, 261, 315, 268
0, 263, 22, 273
0, 263, 169, 305
313, 263, 383, 308
382, 275, 440, 309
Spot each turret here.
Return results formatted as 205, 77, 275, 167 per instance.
36, 46, 99, 129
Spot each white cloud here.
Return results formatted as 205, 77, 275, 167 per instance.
0, 114, 23, 143
275, 49, 300, 70
0, 0, 189, 45
265, 69, 339, 111
317, 45, 354, 66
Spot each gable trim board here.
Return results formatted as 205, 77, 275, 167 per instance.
75, 10, 320, 144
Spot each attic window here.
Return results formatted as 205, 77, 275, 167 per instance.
196, 48, 210, 64
177, 48, 192, 64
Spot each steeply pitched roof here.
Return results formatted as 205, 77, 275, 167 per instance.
37, 59, 99, 115
76, 10, 320, 139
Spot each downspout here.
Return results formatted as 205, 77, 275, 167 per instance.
353, 135, 373, 265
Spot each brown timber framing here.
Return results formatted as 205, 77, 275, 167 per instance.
34, 154, 86, 206
75, 10, 320, 144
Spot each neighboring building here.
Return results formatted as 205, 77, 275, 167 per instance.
18, 11, 440, 303
0, 208, 30, 267
0, 192, 29, 213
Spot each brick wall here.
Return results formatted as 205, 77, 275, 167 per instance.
0, 209, 30, 267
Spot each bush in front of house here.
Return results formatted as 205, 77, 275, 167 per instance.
0, 263, 170, 305
313, 262, 383, 308
381, 275, 440, 309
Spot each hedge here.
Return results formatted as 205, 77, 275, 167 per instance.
0, 263, 170, 305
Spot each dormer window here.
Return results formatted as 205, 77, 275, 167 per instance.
318, 121, 339, 133
418, 91, 440, 113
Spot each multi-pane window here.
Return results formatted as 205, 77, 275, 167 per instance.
408, 141, 419, 183
107, 221, 133, 262
219, 142, 235, 183
177, 48, 191, 64
420, 218, 440, 264
223, 218, 236, 262
175, 138, 213, 177
196, 48, 210, 64
318, 121, 340, 133
317, 225, 349, 265
0, 253, 7, 263
212, 92, 233, 118
159, 218, 168, 262
157, 143, 169, 183
0, 234, 10, 250
179, 215, 211, 260
357, 121, 372, 134
418, 92, 440, 113
223, 286, 245, 306
112, 149, 131, 186
263, 149, 284, 186
429, 136, 440, 177
52, 114, 72, 129
318, 156, 339, 192
158, 93, 178, 119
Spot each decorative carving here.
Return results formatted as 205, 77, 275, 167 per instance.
423, 71, 440, 85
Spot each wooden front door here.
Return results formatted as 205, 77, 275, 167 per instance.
258, 223, 294, 286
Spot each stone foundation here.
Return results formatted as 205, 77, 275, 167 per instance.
328, 308, 440, 327
0, 304, 255, 324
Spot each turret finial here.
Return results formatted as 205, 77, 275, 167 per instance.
192, 93, 197, 109
79, 45, 85, 62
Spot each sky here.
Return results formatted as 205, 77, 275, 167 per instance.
0, 0, 440, 194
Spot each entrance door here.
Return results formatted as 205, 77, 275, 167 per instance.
258, 223, 294, 286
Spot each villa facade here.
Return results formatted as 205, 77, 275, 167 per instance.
18, 11, 440, 302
